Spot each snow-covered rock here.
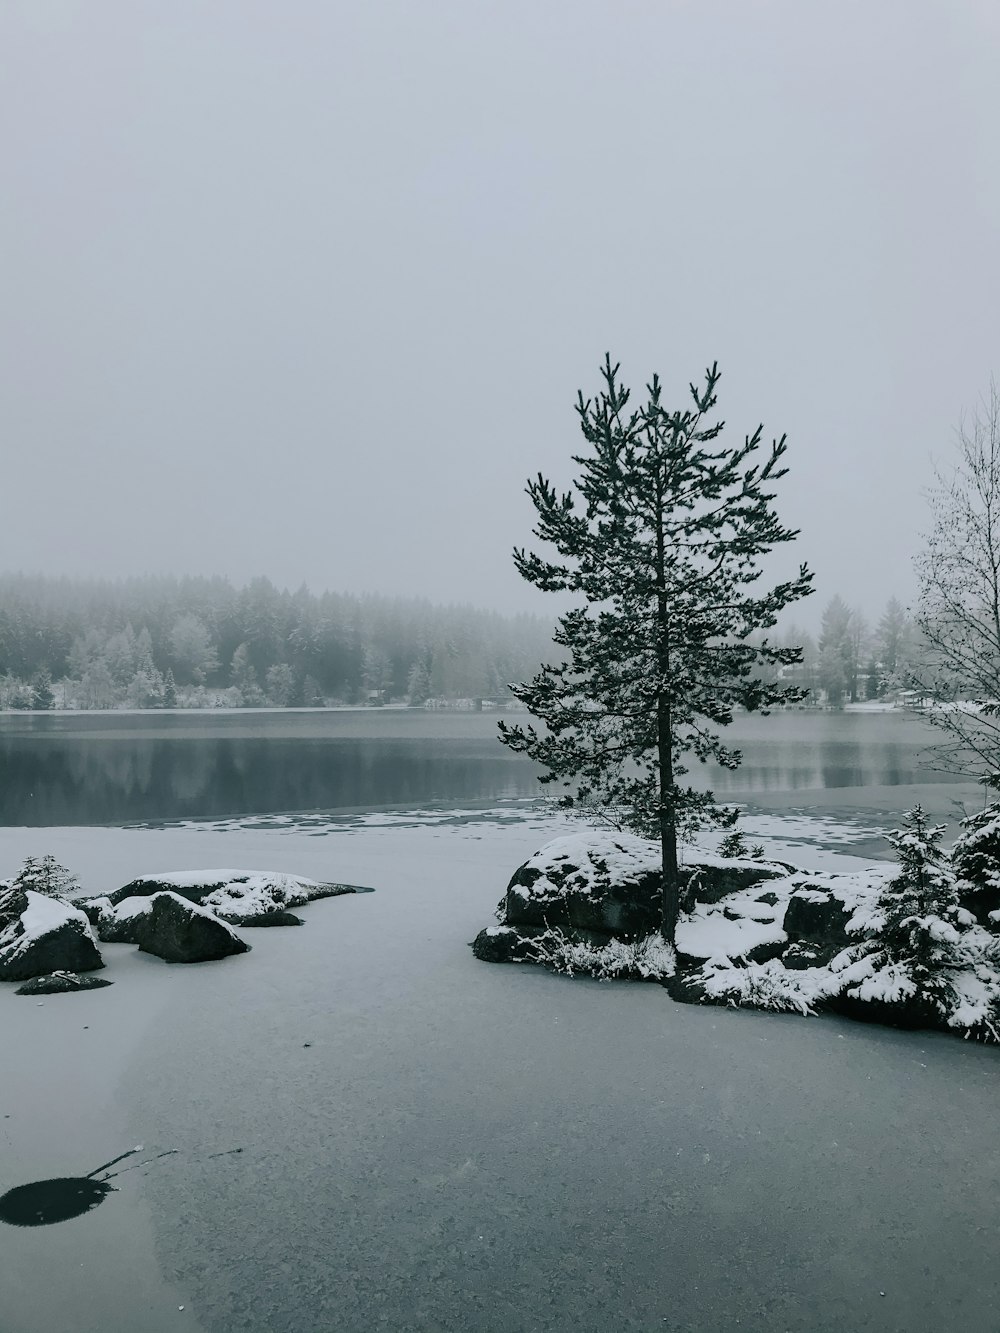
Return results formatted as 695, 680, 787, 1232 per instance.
676, 878, 795, 966
15, 970, 113, 995
501, 832, 663, 936
132, 892, 251, 964
84, 894, 155, 944
94, 869, 364, 925
0, 886, 104, 983
499, 834, 791, 938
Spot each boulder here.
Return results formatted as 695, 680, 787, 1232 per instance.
472, 924, 548, 964
0, 889, 104, 983
85, 895, 154, 944
781, 940, 837, 971
132, 892, 251, 964
782, 885, 853, 948
501, 833, 663, 937
745, 939, 787, 965
15, 971, 113, 995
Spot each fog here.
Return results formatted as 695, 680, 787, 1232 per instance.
2, 1, 998, 624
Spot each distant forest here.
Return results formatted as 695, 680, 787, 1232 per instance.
0, 573, 558, 710
0, 573, 924, 711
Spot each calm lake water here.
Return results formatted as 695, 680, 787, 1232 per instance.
0, 707, 961, 827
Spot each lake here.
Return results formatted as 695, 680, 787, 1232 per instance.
0, 706, 964, 827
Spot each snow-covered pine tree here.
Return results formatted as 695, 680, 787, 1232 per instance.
843, 806, 970, 1021
13, 854, 78, 898
498, 356, 813, 942
950, 799, 1000, 926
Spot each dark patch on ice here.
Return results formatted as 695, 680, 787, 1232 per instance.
0, 1145, 182, 1228
0, 1177, 113, 1227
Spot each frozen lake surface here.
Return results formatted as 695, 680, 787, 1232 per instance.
2, 811, 999, 1332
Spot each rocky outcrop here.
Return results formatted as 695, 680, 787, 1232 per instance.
15, 971, 114, 995
0, 888, 104, 983
102, 871, 365, 918
132, 892, 251, 964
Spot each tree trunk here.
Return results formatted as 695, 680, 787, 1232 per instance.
657, 691, 679, 942
654, 462, 678, 943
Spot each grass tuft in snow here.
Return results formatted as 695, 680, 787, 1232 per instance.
529, 929, 676, 982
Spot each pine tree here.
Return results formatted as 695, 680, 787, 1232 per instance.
31, 668, 55, 710
162, 668, 178, 708
499, 356, 813, 942
14, 854, 78, 898
843, 806, 970, 1019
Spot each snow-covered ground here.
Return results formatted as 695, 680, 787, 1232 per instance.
2, 808, 1000, 1332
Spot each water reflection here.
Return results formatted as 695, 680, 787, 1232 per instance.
0, 733, 541, 825
0, 709, 962, 827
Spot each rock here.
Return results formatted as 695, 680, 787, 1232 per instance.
471, 925, 548, 964
824, 990, 945, 1033
0, 890, 104, 983
680, 859, 791, 907
745, 939, 787, 965
222, 910, 304, 927
132, 892, 251, 964
781, 941, 837, 971
103, 871, 366, 914
84, 895, 153, 944
663, 969, 724, 1006
782, 885, 853, 948
15, 971, 113, 995
501, 833, 663, 937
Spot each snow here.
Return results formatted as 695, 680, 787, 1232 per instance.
133, 869, 320, 892
20, 890, 89, 938
111, 896, 153, 921
676, 875, 795, 963
147, 890, 234, 922
689, 958, 843, 1015
0, 891, 94, 961
514, 830, 662, 900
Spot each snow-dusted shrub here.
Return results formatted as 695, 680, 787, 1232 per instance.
717, 829, 766, 861
530, 928, 675, 982
687, 957, 842, 1016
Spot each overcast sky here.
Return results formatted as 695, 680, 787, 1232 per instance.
2, 1, 998, 629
